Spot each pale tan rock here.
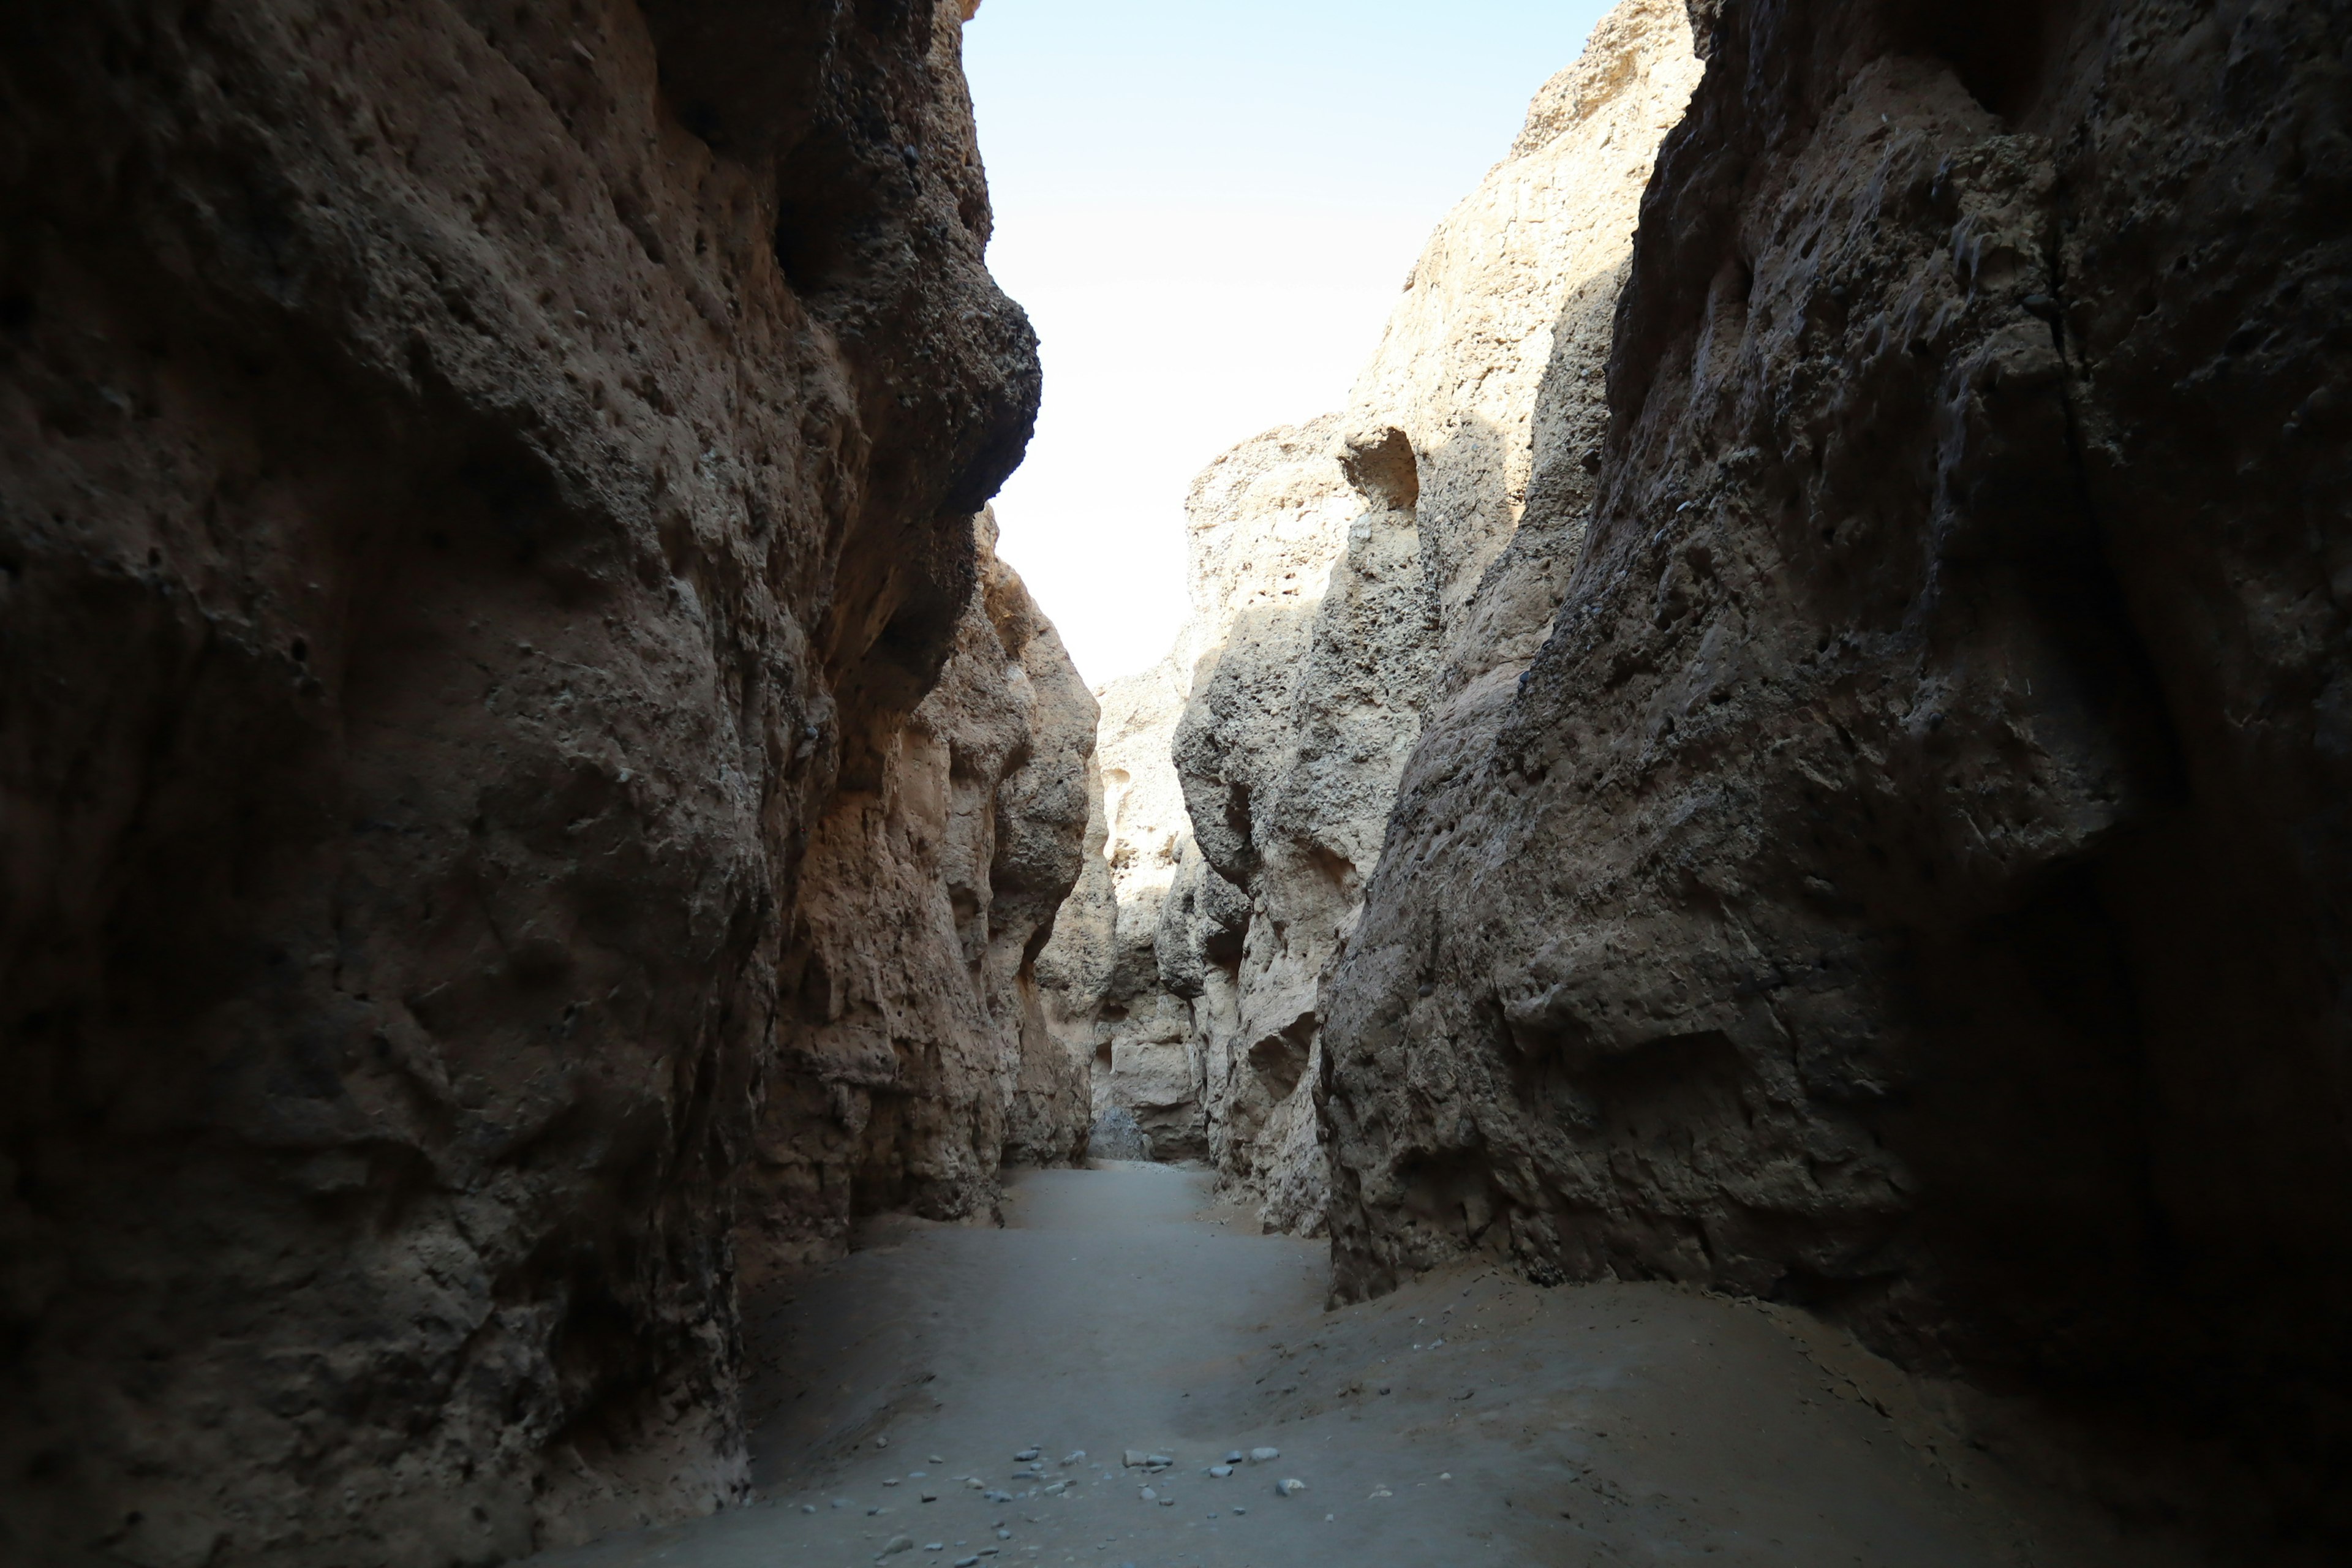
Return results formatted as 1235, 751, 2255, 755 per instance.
1348, 0, 1704, 668
741, 510, 1094, 1268
1040, 0, 1696, 1227
1043, 0, 1701, 1227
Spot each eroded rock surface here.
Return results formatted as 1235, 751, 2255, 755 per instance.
1061, 0, 1699, 1225
1322, 0, 2351, 1550
737, 509, 1093, 1274
0, 2, 1061, 1563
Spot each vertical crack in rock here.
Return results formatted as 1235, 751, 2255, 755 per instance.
0, 2, 1086, 1564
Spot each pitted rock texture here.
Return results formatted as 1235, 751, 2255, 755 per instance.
1172, 417, 1432, 1229
737, 509, 1094, 1275
1089, 658, 1208, 1159
0, 2, 1042, 1564
1347, 0, 1704, 679
1322, 0, 2351, 1551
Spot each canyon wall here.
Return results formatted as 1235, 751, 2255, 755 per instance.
1321, 0, 2351, 1551
1054, 0, 1700, 1223
0, 2, 1077, 1564
737, 508, 1093, 1275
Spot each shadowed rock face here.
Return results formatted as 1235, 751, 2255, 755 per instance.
1322, 0, 2351, 1549
0, 1, 1047, 1563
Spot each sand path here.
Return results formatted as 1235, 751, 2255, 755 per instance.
530, 1163, 2147, 1568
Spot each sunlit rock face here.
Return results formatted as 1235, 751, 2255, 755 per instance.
739, 507, 1093, 1273
0, 1, 1061, 1562
1053, 0, 1699, 1224
1322, 0, 2352, 1549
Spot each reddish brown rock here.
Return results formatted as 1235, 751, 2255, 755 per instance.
0, 1, 1043, 1564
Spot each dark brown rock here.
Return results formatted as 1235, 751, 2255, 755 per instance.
1324, 0, 2351, 1553
0, 1, 1039, 1563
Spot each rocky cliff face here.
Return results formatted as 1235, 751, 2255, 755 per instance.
737, 508, 1093, 1275
1322, 0, 2351, 1549
1054, 0, 1700, 1224
0, 2, 1071, 1564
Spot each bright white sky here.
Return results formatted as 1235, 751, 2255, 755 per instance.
962, 0, 1616, 686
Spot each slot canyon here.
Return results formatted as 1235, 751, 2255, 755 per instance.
1, 1, 2344, 1566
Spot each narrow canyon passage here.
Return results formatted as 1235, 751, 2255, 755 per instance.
4, 0, 2343, 1562
531, 1164, 2150, 1568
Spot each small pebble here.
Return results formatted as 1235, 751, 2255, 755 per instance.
1276, 1479, 1306, 1498
880, 1535, 914, 1556
877, 1438, 891, 1449
924, 1546, 943, 1553
1139, 1487, 1158, 1502
883, 1479, 901, 1487
1231, 1506, 1247, 1517
1223, 1451, 1244, 1464
1062, 1450, 1086, 1464
930, 1455, 946, 1464
954, 1559, 979, 1568
996, 1528, 1012, 1540
1206, 1464, 1234, 1478
1250, 1447, 1280, 1464
921, 1493, 938, 1503
801, 1504, 816, 1515
1014, 1448, 1039, 1462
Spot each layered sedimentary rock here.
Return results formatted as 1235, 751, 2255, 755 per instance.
0, 2, 1062, 1564
1322, 0, 2351, 1550
737, 509, 1093, 1273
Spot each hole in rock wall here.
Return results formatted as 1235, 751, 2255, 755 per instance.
1246, 1016, 1315, 1104
1887, 0, 2059, 121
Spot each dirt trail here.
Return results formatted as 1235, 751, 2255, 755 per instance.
529, 1164, 2173, 1568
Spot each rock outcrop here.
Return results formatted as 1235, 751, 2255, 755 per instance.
1321, 0, 2352, 1551
0, 2, 1072, 1564
737, 509, 1093, 1273
1169, 415, 1431, 1229
1052, 0, 1701, 1223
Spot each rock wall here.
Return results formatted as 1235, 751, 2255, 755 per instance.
1322, 0, 2352, 1551
1051, 0, 1698, 1223
737, 508, 1093, 1275
0, 2, 1068, 1564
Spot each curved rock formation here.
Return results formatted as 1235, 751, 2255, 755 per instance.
1322, 0, 2351, 1550
0, 2, 1076, 1564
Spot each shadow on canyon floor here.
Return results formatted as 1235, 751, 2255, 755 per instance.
527, 1164, 2193, 1568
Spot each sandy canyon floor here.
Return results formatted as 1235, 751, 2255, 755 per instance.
531, 1165, 2183, 1568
